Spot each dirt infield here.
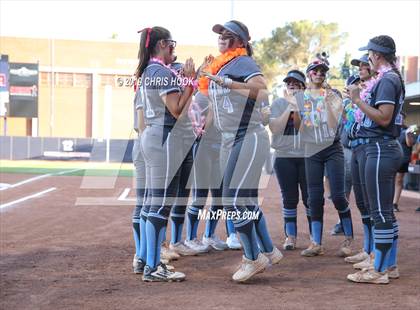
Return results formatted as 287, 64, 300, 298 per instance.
1, 172, 419, 310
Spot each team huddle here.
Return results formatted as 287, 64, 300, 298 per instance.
130, 21, 406, 284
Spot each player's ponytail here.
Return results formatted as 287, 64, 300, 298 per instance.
135, 26, 171, 79
230, 20, 253, 56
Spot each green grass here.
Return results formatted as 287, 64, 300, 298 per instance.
0, 166, 134, 177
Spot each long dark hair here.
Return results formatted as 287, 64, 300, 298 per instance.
370, 35, 405, 98
135, 26, 171, 79
230, 20, 253, 56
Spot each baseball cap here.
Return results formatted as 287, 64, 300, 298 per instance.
350, 54, 369, 67
212, 21, 250, 45
306, 60, 329, 73
346, 74, 361, 87
283, 70, 306, 85
359, 39, 396, 54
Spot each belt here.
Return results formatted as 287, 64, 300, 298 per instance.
350, 136, 394, 148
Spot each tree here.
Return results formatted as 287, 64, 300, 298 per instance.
253, 20, 348, 88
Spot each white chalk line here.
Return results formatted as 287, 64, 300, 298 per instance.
0, 187, 57, 210
0, 168, 83, 191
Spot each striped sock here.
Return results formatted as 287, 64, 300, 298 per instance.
254, 210, 274, 253
186, 206, 201, 240
361, 216, 373, 254
311, 220, 323, 245
387, 221, 399, 268
283, 207, 297, 238
373, 223, 394, 272
145, 215, 167, 269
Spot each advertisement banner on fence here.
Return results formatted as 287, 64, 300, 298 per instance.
0, 55, 9, 117
8, 62, 39, 117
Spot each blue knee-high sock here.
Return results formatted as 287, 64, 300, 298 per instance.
373, 223, 394, 272
132, 219, 141, 257
145, 216, 167, 269
139, 216, 147, 261
226, 219, 236, 236
311, 220, 323, 245
254, 211, 274, 253
338, 208, 353, 238
387, 221, 399, 268
170, 213, 185, 244
186, 206, 201, 240
234, 220, 260, 260
139, 207, 149, 261
204, 205, 220, 238
305, 207, 312, 238
361, 216, 373, 254
283, 208, 297, 238
370, 220, 375, 253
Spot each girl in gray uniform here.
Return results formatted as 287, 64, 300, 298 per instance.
269, 70, 310, 251
131, 84, 148, 274
201, 20, 283, 282
135, 26, 196, 282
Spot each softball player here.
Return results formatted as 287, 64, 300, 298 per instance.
299, 60, 355, 258
347, 35, 404, 284
201, 20, 283, 282
131, 85, 148, 274
343, 56, 376, 268
167, 63, 207, 255
185, 92, 240, 251
269, 70, 311, 250
135, 26, 196, 282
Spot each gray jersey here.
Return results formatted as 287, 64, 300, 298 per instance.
140, 61, 182, 127
298, 89, 341, 145
194, 92, 221, 144
209, 56, 264, 133
270, 98, 303, 157
133, 88, 144, 130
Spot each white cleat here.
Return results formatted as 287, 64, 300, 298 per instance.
184, 239, 210, 253
202, 235, 228, 251
226, 233, 242, 250
232, 253, 270, 283
169, 241, 201, 256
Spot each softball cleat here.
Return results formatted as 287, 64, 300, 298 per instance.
142, 264, 185, 283
337, 237, 353, 257
344, 250, 369, 263
184, 239, 210, 253
202, 235, 228, 251
169, 241, 201, 256
347, 267, 389, 284
161, 242, 181, 261
232, 252, 270, 283
353, 254, 374, 270
226, 233, 242, 250
264, 246, 283, 265
387, 266, 400, 279
283, 237, 296, 250
300, 242, 324, 257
